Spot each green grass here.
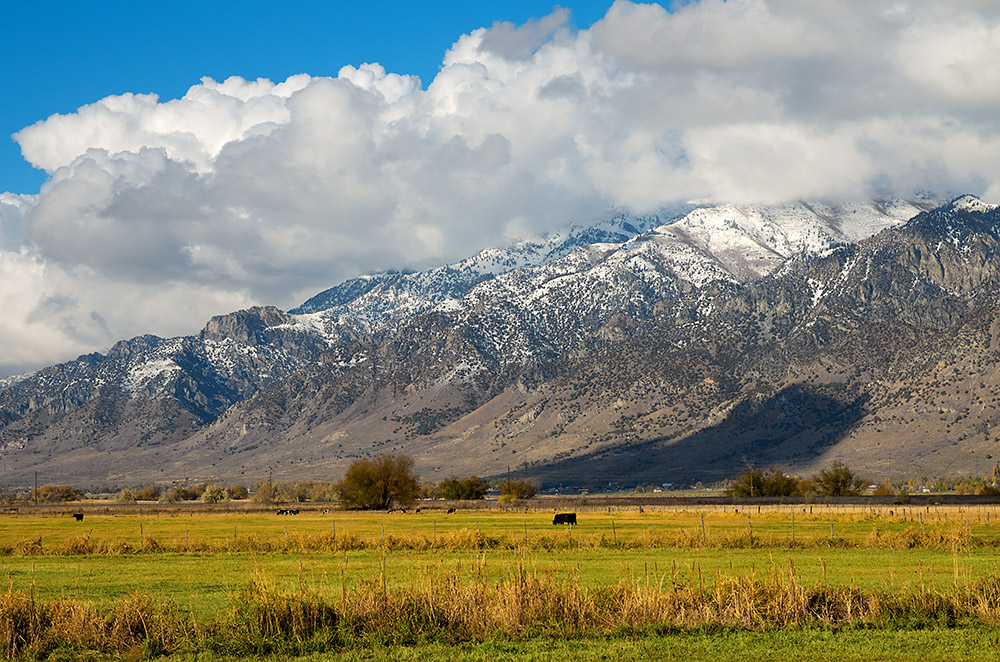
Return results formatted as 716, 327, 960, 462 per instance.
2, 545, 998, 621
4, 503, 1000, 548
160, 627, 1000, 662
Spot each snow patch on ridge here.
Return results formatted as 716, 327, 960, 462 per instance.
949, 195, 999, 214
125, 358, 181, 396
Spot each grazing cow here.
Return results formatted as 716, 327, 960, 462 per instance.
553, 513, 577, 525
72, 513, 84, 522
447, 508, 456, 514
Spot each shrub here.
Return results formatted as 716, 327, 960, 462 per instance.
163, 485, 205, 501
305, 482, 339, 502
499, 478, 538, 500
158, 490, 179, 504
274, 481, 316, 503
812, 461, 866, 496
439, 475, 490, 500
873, 479, 896, 496
728, 467, 800, 497
251, 481, 275, 504
134, 487, 161, 501
202, 485, 228, 504
35, 485, 84, 502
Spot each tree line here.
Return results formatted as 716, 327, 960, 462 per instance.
727, 461, 867, 497
1, 454, 537, 510
12, 456, 995, 508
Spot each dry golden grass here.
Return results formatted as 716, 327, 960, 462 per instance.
0, 520, 988, 558
0, 587, 187, 659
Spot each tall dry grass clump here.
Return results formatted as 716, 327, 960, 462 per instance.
310, 558, 999, 641
211, 569, 340, 655
0, 587, 187, 659
863, 523, 975, 551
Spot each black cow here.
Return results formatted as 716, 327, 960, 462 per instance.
447, 508, 456, 514
276, 509, 300, 515
72, 513, 84, 521
553, 513, 577, 525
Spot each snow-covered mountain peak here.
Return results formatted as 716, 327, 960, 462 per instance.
947, 194, 999, 214
285, 198, 945, 350
640, 198, 936, 283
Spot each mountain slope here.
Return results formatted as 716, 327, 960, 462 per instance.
5, 195, 995, 488
174, 195, 1000, 486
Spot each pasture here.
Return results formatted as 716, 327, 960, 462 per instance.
2, 502, 1000, 660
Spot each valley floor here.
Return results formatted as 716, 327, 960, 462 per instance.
3, 505, 1000, 660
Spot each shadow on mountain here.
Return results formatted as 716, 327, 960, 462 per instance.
528, 384, 869, 487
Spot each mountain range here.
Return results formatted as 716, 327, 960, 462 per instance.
3, 193, 1000, 490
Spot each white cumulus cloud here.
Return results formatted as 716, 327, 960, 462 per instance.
3, 0, 1000, 376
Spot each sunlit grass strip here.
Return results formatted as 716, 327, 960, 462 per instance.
0, 521, 986, 557
5, 562, 1000, 658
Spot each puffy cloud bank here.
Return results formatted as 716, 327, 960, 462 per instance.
3, 0, 1000, 375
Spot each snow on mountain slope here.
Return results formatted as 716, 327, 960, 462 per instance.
0, 307, 331, 429
949, 194, 1000, 214
395, 197, 939, 367
289, 198, 934, 357
288, 211, 690, 325
652, 199, 934, 283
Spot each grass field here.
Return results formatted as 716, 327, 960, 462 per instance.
2, 503, 1000, 659
160, 628, 1000, 662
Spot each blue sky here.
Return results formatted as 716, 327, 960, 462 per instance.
2, 0, 610, 195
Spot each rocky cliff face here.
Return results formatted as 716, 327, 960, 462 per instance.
6, 195, 1000, 489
